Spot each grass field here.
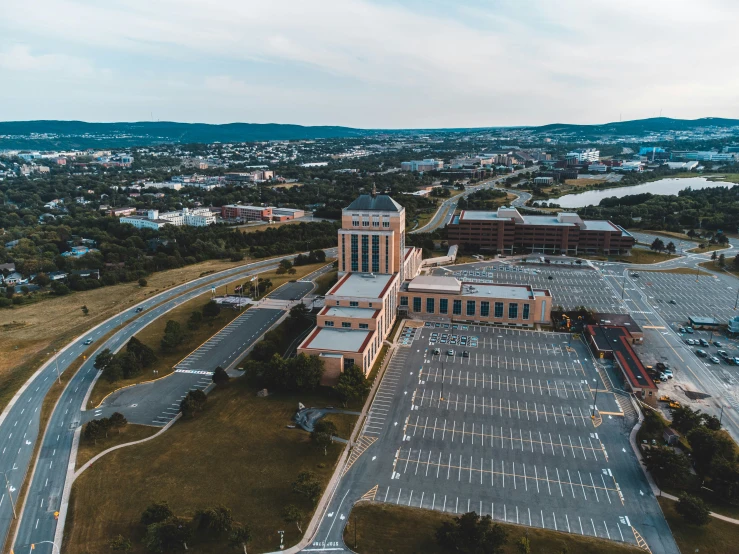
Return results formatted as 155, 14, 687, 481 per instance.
238, 218, 307, 233
0, 257, 275, 413
344, 503, 641, 554
87, 262, 330, 408
64, 380, 347, 554
313, 269, 338, 296
615, 249, 678, 264
320, 413, 358, 441
75, 424, 159, 469
640, 229, 692, 241
659, 497, 739, 554
687, 244, 730, 253
642, 267, 710, 276
706, 173, 739, 184
699, 260, 739, 278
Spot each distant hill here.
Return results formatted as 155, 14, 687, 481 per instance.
0, 120, 376, 149
530, 117, 739, 136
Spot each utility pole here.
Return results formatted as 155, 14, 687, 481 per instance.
591, 378, 598, 419
1, 471, 16, 518
53, 348, 61, 384
719, 404, 725, 427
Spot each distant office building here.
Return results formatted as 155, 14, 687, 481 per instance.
400, 159, 444, 172
588, 164, 608, 173
672, 151, 736, 162
664, 161, 699, 171
119, 215, 169, 230
120, 207, 215, 230
613, 161, 643, 172
221, 204, 273, 222
272, 208, 305, 221
638, 146, 666, 156
533, 176, 554, 185
447, 206, 634, 255
566, 148, 600, 163
106, 207, 137, 217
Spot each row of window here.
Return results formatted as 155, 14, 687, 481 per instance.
400, 296, 530, 320
351, 218, 391, 228
324, 320, 370, 329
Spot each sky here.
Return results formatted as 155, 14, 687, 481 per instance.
1, 0, 739, 128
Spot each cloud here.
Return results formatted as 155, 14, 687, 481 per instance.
0, 0, 738, 126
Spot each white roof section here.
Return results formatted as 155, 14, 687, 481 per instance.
582, 220, 617, 231
461, 283, 534, 300
305, 328, 370, 352
330, 273, 394, 299
407, 276, 462, 294
323, 306, 377, 319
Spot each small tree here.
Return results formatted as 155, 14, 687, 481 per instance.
181, 389, 207, 417
83, 419, 103, 444
335, 365, 371, 408
188, 310, 203, 330
194, 505, 233, 535
94, 349, 114, 371
666, 241, 676, 254
312, 420, 337, 456
650, 238, 665, 252
109, 412, 127, 434
161, 320, 185, 351
202, 300, 221, 318
139, 278, 148, 287
517, 534, 531, 554
141, 501, 174, 525
145, 517, 192, 552
712, 250, 718, 261
719, 253, 726, 267
676, 493, 711, 525
213, 366, 230, 386
108, 534, 133, 552
81, 305, 89, 316
283, 504, 304, 533
229, 524, 252, 553
293, 471, 322, 503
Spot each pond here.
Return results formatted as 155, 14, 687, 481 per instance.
542, 177, 737, 208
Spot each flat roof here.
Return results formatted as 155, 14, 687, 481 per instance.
407, 276, 462, 294
520, 215, 574, 227
587, 325, 656, 391
582, 220, 618, 232
303, 328, 371, 352
461, 282, 533, 300
460, 211, 510, 222
689, 316, 719, 326
322, 306, 378, 319
329, 273, 395, 299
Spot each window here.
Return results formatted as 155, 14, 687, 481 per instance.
400, 296, 409, 306
480, 301, 490, 317
494, 302, 503, 318
439, 298, 448, 314
359, 323, 369, 329
413, 297, 422, 313
466, 300, 475, 317
325, 320, 334, 327
341, 234, 346, 272
362, 218, 369, 227
352, 218, 359, 227
508, 303, 518, 319
385, 236, 389, 273
523, 304, 530, 320
361, 235, 369, 272
426, 298, 435, 313
372, 235, 380, 272
351, 235, 358, 272
350, 301, 358, 307
453, 300, 462, 315
342, 322, 351, 328
372, 217, 380, 227
383, 219, 390, 228
369, 303, 373, 308
344, 358, 354, 369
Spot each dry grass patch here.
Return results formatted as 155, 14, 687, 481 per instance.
658, 497, 739, 554
640, 229, 693, 241
0, 258, 267, 412
75, 424, 159, 469
615, 249, 678, 264
642, 268, 710, 275
687, 244, 730, 254
345, 503, 641, 554
320, 413, 358, 440
699, 260, 739, 278
313, 269, 338, 296
64, 381, 344, 554
238, 218, 307, 234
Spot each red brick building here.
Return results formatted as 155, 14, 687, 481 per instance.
447, 207, 634, 255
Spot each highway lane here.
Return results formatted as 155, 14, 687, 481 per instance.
2, 248, 337, 554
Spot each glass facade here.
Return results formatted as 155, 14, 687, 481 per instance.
350, 235, 358, 272
400, 296, 408, 306
341, 235, 345, 272
361, 235, 369, 272
508, 303, 518, 319
385, 236, 389, 273
372, 235, 380, 272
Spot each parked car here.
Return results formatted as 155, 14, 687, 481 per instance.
668, 300, 677, 305
696, 349, 708, 357
710, 356, 721, 364
685, 327, 694, 334
718, 350, 730, 359
659, 372, 668, 381
447, 350, 455, 356
462, 351, 470, 358
678, 327, 686, 333
663, 369, 673, 378
714, 341, 723, 347
685, 338, 695, 345
699, 338, 709, 347
656, 362, 669, 370
733, 357, 739, 366
630, 273, 640, 278
433, 348, 441, 355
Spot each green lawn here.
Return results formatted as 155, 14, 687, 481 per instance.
345, 503, 641, 554
615, 249, 678, 264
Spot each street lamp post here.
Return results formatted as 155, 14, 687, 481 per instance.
591, 378, 598, 419
0, 471, 16, 519
31, 541, 61, 554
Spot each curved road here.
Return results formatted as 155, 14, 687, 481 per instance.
1, 249, 336, 554
411, 168, 535, 234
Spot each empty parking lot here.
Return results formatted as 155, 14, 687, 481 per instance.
348, 322, 679, 552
